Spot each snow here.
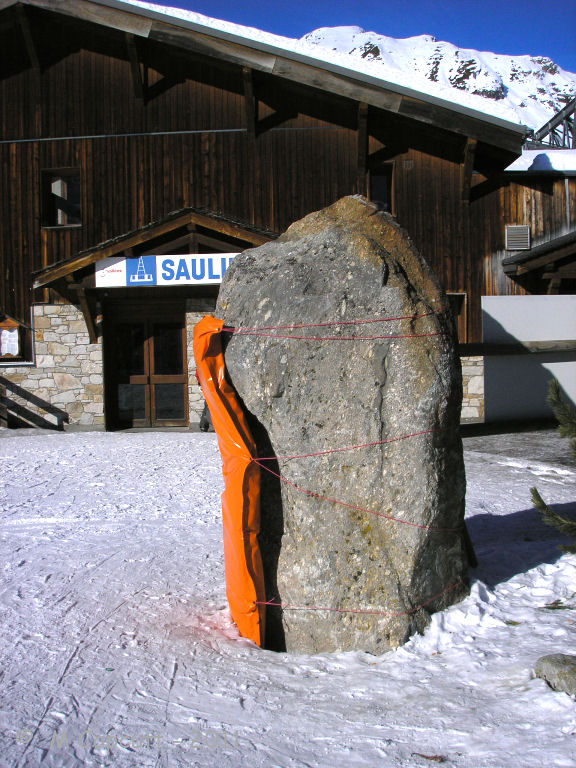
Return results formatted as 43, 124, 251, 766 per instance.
506, 149, 576, 173
1, 427, 576, 767
119, 0, 576, 130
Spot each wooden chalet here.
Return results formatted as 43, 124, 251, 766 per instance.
0, 0, 573, 429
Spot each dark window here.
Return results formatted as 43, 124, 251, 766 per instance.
369, 165, 393, 212
42, 170, 82, 227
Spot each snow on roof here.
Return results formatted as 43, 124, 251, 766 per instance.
115, 1, 576, 132
506, 149, 576, 172
116, 0, 538, 131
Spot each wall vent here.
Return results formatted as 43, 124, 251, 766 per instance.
505, 225, 531, 250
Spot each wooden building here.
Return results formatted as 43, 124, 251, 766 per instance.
0, 0, 574, 429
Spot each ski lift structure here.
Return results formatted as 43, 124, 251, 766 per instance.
526, 97, 576, 149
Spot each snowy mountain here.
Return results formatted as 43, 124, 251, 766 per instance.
300, 27, 576, 130
125, 1, 576, 130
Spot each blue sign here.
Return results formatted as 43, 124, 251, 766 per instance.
126, 256, 157, 285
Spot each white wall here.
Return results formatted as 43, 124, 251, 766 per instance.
482, 296, 576, 422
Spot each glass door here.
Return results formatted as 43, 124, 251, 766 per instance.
105, 304, 188, 429
150, 321, 187, 424
114, 321, 149, 427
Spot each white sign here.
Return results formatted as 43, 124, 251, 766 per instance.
0, 327, 19, 356
95, 254, 238, 288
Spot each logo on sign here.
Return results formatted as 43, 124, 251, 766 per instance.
126, 256, 156, 286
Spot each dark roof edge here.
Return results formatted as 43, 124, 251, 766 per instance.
104, 0, 530, 136
11, 0, 528, 141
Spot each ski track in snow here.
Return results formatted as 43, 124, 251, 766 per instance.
0, 430, 575, 768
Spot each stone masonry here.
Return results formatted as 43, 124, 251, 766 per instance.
1, 298, 484, 430
186, 297, 217, 424
461, 356, 485, 422
0, 304, 104, 429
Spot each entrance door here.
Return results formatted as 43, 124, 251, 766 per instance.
105, 303, 188, 429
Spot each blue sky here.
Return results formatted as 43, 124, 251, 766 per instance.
168, 0, 576, 73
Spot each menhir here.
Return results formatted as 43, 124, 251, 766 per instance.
216, 196, 470, 654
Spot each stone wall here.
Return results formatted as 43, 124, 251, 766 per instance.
0, 304, 104, 429
461, 356, 484, 422
0, 300, 485, 429
186, 298, 217, 425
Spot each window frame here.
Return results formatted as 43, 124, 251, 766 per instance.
0, 315, 32, 363
368, 162, 394, 214
41, 168, 83, 229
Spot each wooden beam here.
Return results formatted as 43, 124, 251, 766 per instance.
187, 223, 198, 252
515, 242, 576, 274
543, 266, 576, 279
547, 276, 562, 295
459, 341, 576, 356
357, 102, 369, 196
187, 211, 273, 246
126, 33, 145, 101
195, 232, 242, 252
16, 4, 40, 71
242, 66, 257, 139
67, 281, 98, 343
29, 0, 153, 36
460, 137, 477, 204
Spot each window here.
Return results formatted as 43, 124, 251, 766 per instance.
369, 165, 393, 212
42, 169, 82, 227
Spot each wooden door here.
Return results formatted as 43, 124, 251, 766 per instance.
105, 303, 188, 429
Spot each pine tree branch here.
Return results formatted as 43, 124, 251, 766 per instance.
531, 486, 576, 544
547, 379, 576, 462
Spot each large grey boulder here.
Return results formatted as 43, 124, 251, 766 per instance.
216, 196, 469, 654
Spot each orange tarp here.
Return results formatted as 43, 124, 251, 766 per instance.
193, 315, 266, 646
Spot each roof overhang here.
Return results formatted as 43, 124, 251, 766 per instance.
502, 230, 576, 275
33, 207, 276, 289
1, 0, 528, 156
502, 229, 576, 293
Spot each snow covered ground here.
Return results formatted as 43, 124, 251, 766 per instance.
1, 427, 575, 768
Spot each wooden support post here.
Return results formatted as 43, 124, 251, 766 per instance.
16, 5, 40, 71
357, 102, 369, 196
242, 66, 257, 140
460, 137, 477, 204
187, 223, 198, 252
72, 287, 98, 343
126, 33, 145, 101
547, 275, 562, 295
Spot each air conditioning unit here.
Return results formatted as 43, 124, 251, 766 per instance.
505, 225, 531, 250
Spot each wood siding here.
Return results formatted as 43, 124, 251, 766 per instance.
0, 5, 572, 342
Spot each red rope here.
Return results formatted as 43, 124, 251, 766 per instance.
252, 458, 462, 533
255, 579, 463, 616
256, 427, 439, 462
222, 310, 436, 333
221, 330, 440, 341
